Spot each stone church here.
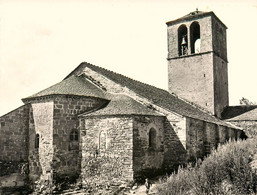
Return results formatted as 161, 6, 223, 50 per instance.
0, 11, 249, 189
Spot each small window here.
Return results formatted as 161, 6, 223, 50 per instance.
149, 128, 157, 149
70, 129, 79, 141
35, 134, 39, 149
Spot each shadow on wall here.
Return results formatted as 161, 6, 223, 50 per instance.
163, 119, 187, 174
133, 116, 187, 182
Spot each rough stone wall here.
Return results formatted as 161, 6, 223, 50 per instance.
52, 96, 106, 179
206, 122, 218, 151
0, 105, 29, 162
213, 55, 229, 118
168, 54, 215, 115
186, 118, 238, 160
80, 116, 133, 187
218, 125, 228, 144
0, 105, 29, 188
133, 115, 165, 179
186, 118, 206, 160
163, 117, 187, 171
212, 17, 227, 61
212, 16, 229, 118
28, 101, 54, 182
230, 121, 257, 138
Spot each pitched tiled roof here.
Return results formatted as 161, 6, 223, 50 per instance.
225, 107, 257, 121
66, 62, 239, 129
166, 11, 227, 29
221, 105, 257, 120
22, 75, 107, 101
82, 94, 164, 117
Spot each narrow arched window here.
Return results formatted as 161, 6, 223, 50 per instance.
99, 131, 107, 153
149, 128, 157, 149
190, 22, 200, 54
70, 129, 79, 141
178, 25, 188, 56
35, 134, 39, 149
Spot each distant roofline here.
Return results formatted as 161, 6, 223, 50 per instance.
166, 11, 227, 29
221, 105, 257, 120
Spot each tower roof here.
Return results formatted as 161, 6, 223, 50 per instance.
22, 75, 107, 102
166, 10, 227, 29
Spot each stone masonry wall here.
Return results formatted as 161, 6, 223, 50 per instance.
80, 116, 133, 187
186, 118, 206, 160
133, 115, 165, 179
0, 105, 29, 162
52, 96, 106, 180
230, 121, 257, 138
212, 17, 227, 61
168, 53, 215, 116
213, 55, 229, 118
186, 118, 240, 161
163, 117, 187, 171
0, 105, 29, 188
29, 101, 54, 183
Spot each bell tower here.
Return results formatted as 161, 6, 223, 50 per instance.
166, 11, 228, 118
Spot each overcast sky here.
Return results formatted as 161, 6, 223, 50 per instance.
0, 0, 257, 116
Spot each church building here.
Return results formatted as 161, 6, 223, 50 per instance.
0, 11, 247, 189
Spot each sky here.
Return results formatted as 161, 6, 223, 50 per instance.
0, 0, 257, 116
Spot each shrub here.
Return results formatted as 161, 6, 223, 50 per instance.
156, 138, 257, 195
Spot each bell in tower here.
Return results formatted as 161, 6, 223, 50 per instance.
178, 25, 188, 56
166, 11, 228, 118
181, 35, 188, 55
